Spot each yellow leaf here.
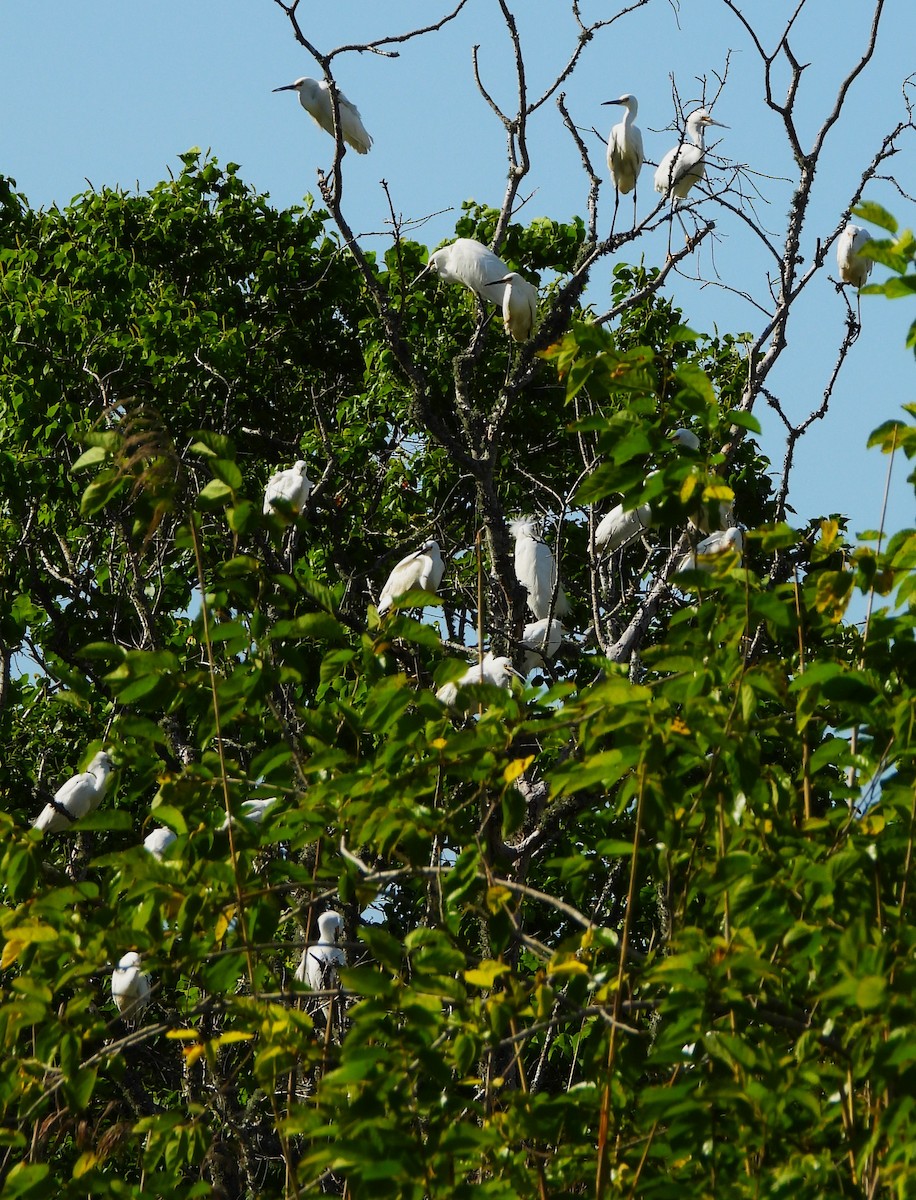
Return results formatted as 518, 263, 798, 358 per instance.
703, 482, 734, 502
166, 1028, 200, 1040
183, 1044, 207, 1069
73, 1151, 100, 1179
859, 813, 885, 836
671, 716, 690, 735
430, 737, 447, 750
679, 474, 699, 503
465, 960, 505, 988
215, 907, 236, 942
503, 755, 534, 785
1, 939, 24, 969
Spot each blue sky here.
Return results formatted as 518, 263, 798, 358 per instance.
2, 1, 915, 569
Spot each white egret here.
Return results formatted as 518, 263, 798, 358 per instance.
219, 798, 278, 830
654, 108, 727, 201
671, 427, 701, 451
510, 516, 570, 621
32, 751, 114, 833
603, 94, 644, 231
675, 527, 744, 575
297, 910, 347, 1031
377, 539, 445, 615
111, 951, 151, 1019
143, 827, 177, 860
436, 652, 520, 706
837, 224, 873, 291
594, 500, 654, 554
520, 618, 564, 674
273, 77, 372, 155
414, 239, 538, 341
263, 460, 313, 516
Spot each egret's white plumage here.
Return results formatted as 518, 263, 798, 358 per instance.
273, 77, 372, 154
112, 951, 151, 1019
32, 751, 114, 833
604, 94, 644, 229
296, 910, 346, 991
436, 652, 519, 706
520, 618, 564, 674
594, 501, 654, 553
654, 109, 726, 202
219, 798, 278, 830
676, 527, 744, 574
416, 239, 538, 341
263, 461, 313, 516
837, 224, 873, 289
671, 427, 701, 451
377, 539, 444, 614
510, 517, 569, 621
143, 827, 177, 860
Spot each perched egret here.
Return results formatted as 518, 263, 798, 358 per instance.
143, 827, 177, 860
594, 501, 654, 554
111, 952, 151, 1019
263, 461, 313, 516
837, 224, 873, 289
32, 751, 114, 833
377, 539, 445, 614
273, 77, 372, 154
654, 108, 727, 201
414, 239, 538, 341
520, 618, 564, 674
671, 427, 701, 451
603, 94, 644, 230
436, 652, 520, 706
675, 527, 744, 574
510, 516, 570, 621
219, 798, 278, 830
297, 911, 347, 1031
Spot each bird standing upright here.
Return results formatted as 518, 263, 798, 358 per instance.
413, 239, 538, 341
111, 952, 151, 1020
655, 108, 727, 255
32, 751, 114, 833
603, 94, 644, 231
377, 539, 445, 614
297, 910, 347, 1031
273, 77, 373, 155
263, 461, 313, 517
837, 224, 873, 321
511, 517, 570, 621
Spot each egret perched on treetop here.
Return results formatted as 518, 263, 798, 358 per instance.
111, 952, 151, 1019
837, 223, 873, 318
511, 517, 570, 620
32, 751, 114, 833
603, 94, 644, 231
655, 108, 727, 255
436, 652, 520, 706
273, 77, 373, 155
414, 239, 538, 341
263, 461, 313, 517
377, 540, 445, 614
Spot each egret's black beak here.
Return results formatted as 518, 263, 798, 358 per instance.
273, 84, 297, 93
410, 263, 432, 287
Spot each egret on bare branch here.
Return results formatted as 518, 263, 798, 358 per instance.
603, 94, 644, 231
273, 77, 372, 155
413, 239, 538, 341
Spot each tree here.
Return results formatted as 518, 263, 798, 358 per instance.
1, 3, 916, 1198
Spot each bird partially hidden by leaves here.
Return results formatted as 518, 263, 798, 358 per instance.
675, 527, 744, 574
219, 798, 278, 830
436, 651, 521, 706
296, 911, 347, 1031
377, 539, 445, 615
520, 618, 564, 674
111, 951, 151, 1020
413, 238, 538, 341
273, 77, 373, 154
510, 516, 570, 621
263, 460, 313, 517
32, 751, 115, 833
143, 827, 177, 861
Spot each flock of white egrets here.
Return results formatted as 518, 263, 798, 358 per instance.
27, 74, 876, 1027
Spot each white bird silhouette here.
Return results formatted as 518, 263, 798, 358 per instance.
219, 798, 278, 830
603, 94, 644, 230
377, 540, 445, 614
263, 461, 313, 516
594, 501, 654, 554
32, 751, 114, 833
671, 427, 701, 451
297, 910, 347, 990
520, 618, 564, 674
837, 224, 873, 289
510, 517, 570, 621
675, 527, 744, 574
273, 77, 372, 154
654, 108, 727, 202
112, 951, 151, 1019
414, 239, 538, 341
436, 652, 520, 706
143, 827, 177, 860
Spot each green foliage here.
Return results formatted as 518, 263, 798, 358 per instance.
0, 166, 914, 1200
